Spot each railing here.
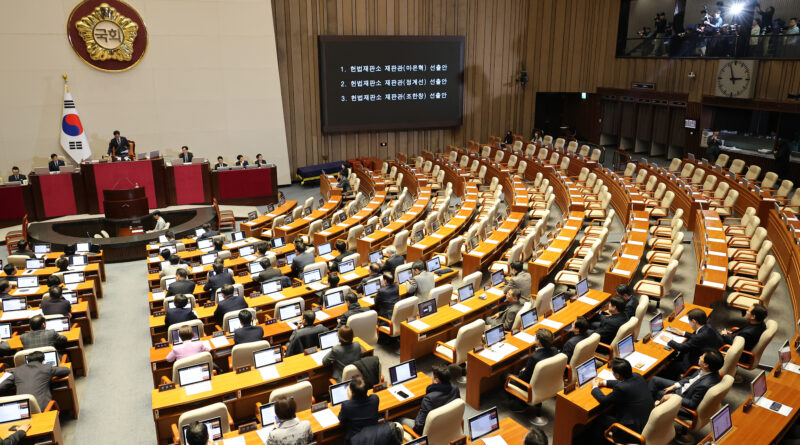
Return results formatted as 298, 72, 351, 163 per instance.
619, 34, 800, 59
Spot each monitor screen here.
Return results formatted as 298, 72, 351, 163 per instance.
16, 276, 38, 289
171, 325, 201, 345
239, 245, 254, 257
303, 269, 322, 284
491, 270, 505, 286
324, 291, 344, 309
254, 346, 283, 369
389, 360, 417, 385
0, 400, 31, 424
319, 330, 340, 350
415, 230, 425, 241
751, 371, 767, 401
317, 243, 332, 256
365, 224, 375, 236
425, 257, 441, 272
197, 239, 214, 251
576, 358, 597, 386
338, 259, 355, 274
70, 255, 88, 266
330, 380, 351, 406
278, 303, 302, 321
164, 277, 177, 289
226, 317, 242, 333
418, 299, 437, 318
520, 308, 538, 330
33, 244, 50, 254
2, 298, 25, 312
75, 242, 90, 253
63, 272, 83, 285
369, 250, 382, 263
285, 252, 296, 265
248, 262, 264, 274
0, 324, 10, 340
649, 313, 663, 336
673, 295, 685, 317
484, 325, 505, 348
201, 253, 217, 265
397, 268, 412, 284
711, 405, 733, 441
177, 362, 211, 387
458, 284, 474, 302
381, 216, 390, 227
231, 231, 245, 242
26, 350, 58, 367
267, 204, 275, 212
63, 291, 78, 305
262, 280, 282, 295
182, 417, 222, 444
552, 293, 566, 313
468, 407, 500, 441
45, 317, 70, 332
339, 213, 347, 222
322, 219, 332, 229
304, 207, 312, 216
576, 279, 589, 297
617, 334, 634, 359
284, 215, 294, 224
159, 235, 168, 243
260, 403, 276, 428
364, 278, 381, 297
248, 211, 258, 221
25, 259, 42, 269
272, 237, 285, 249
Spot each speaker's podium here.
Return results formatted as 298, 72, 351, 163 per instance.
103, 188, 148, 221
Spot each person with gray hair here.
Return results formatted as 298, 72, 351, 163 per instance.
381, 245, 404, 275
406, 260, 434, 300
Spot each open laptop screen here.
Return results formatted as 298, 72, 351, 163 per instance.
552, 292, 567, 313
330, 380, 351, 406
324, 291, 344, 309
576, 358, 597, 386
617, 334, 634, 359
649, 313, 663, 336
711, 405, 733, 441
177, 362, 211, 387
171, 326, 201, 345
226, 317, 242, 333
182, 417, 222, 444
468, 407, 500, 441
33, 244, 50, 254
338, 259, 355, 274
520, 308, 538, 330
389, 360, 417, 385
272, 237, 285, 249
491, 270, 505, 287
0, 400, 31, 424
25, 259, 43, 269
397, 268, 412, 284
278, 303, 302, 321
70, 255, 88, 266
231, 231, 245, 242
751, 370, 767, 402
458, 284, 474, 302
303, 269, 322, 284
201, 253, 217, 265
2, 298, 26, 312
576, 278, 589, 297
425, 256, 441, 273
418, 299, 437, 318
26, 350, 58, 367
260, 403, 276, 428
364, 278, 381, 297
75, 243, 90, 253
369, 250, 382, 264
262, 280, 282, 295
253, 346, 283, 369
319, 330, 340, 350
248, 262, 264, 274
0, 324, 10, 340
16, 276, 38, 289
63, 272, 83, 284
239, 245, 254, 257
45, 317, 70, 332
484, 325, 505, 348
317, 243, 332, 256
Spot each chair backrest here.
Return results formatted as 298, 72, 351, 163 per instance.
452, 319, 485, 365
508, 155, 518, 168
529, 353, 568, 404
776, 180, 794, 198
549, 151, 559, 164
554, 138, 565, 149
388, 297, 419, 336
517, 160, 528, 176
715, 153, 730, 167
750, 319, 778, 365
667, 158, 681, 172
660, 190, 675, 208
222, 308, 256, 332
744, 164, 761, 181
713, 181, 730, 200
341, 364, 362, 382
421, 399, 465, 444
460, 272, 482, 298
177, 403, 231, 445
481, 146, 491, 157
641, 394, 682, 445
567, 333, 601, 384
215, 283, 244, 304
693, 375, 734, 431
590, 148, 601, 161
0, 395, 41, 415
643, 175, 657, 192
679, 162, 694, 178
755, 255, 776, 283
577, 167, 589, 182
579, 145, 591, 156
719, 336, 744, 379
543, 135, 553, 145
761, 171, 778, 189
701, 174, 717, 191
537, 147, 549, 160
524, 144, 536, 156
167, 319, 205, 346
729, 159, 745, 175
535, 283, 555, 314
559, 156, 570, 171
660, 260, 679, 295
230, 340, 270, 370
749, 227, 768, 250
7, 255, 27, 268
429, 284, 453, 308
611, 317, 638, 353
633, 295, 650, 338
689, 168, 705, 184
269, 381, 314, 412
494, 150, 504, 163
652, 182, 666, 200
347, 310, 378, 345
172, 351, 214, 383
622, 162, 636, 177
394, 230, 409, 256
722, 189, 739, 207
13, 346, 57, 368
511, 302, 532, 331
307, 219, 322, 241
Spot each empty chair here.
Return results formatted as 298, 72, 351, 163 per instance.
642, 245, 684, 279
647, 190, 675, 218
774, 179, 794, 198
347, 310, 378, 346
558, 155, 570, 173
667, 158, 681, 172
525, 144, 536, 157
604, 394, 682, 445
579, 145, 591, 157
269, 381, 314, 412
566, 140, 578, 153
714, 153, 730, 168
230, 340, 270, 370
434, 319, 484, 367
649, 208, 684, 237
728, 240, 771, 276
726, 255, 775, 293
404, 399, 465, 445
760, 171, 778, 189
710, 189, 739, 217
427, 284, 453, 308
504, 353, 568, 425
554, 138, 565, 150
481, 146, 491, 157
718, 336, 745, 379
726, 272, 779, 311
393, 230, 409, 256
728, 158, 745, 175
535, 283, 555, 315
377, 297, 419, 338
433, 236, 464, 267
679, 162, 694, 178
633, 260, 678, 306
589, 148, 601, 161
688, 167, 705, 185
174, 403, 233, 445
555, 251, 594, 287
743, 164, 761, 181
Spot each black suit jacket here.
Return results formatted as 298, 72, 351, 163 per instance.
562, 333, 589, 362
203, 272, 234, 294
7, 174, 26, 182
107, 137, 129, 155
519, 346, 559, 382
381, 255, 405, 274
669, 324, 723, 370
722, 322, 765, 351
375, 284, 400, 321
214, 163, 228, 169
676, 370, 721, 410
213, 295, 248, 326
165, 307, 197, 330
286, 324, 328, 356
48, 160, 65, 172
233, 325, 264, 344
179, 152, 194, 162
41, 297, 71, 316
0, 362, 70, 410
198, 230, 220, 240
166, 280, 196, 297
256, 268, 282, 282
291, 251, 316, 278
338, 394, 380, 444
596, 313, 628, 345
591, 374, 654, 432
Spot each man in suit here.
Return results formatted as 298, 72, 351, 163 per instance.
290, 240, 315, 278
160, 255, 189, 278
203, 260, 234, 295
164, 294, 196, 330
509, 329, 558, 412
233, 309, 263, 344
380, 245, 404, 275
591, 359, 654, 442
649, 350, 723, 411
208, 238, 225, 255
662, 308, 723, 376
720, 303, 767, 351
213, 284, 248, 326
197, 223, 220, 240
285, 310, 328, 356
0, 281, 12, 300
359, 263, 382, 293
185, 421, 211, 445
0, 350, 70, 411
562, 316, 590, 362
41, 286, 70, 317
235, 155, 249, 167
178, 146, 193, 163
406, 260, 435, 301
253, 242, 270, 262
594, 296, 629, 345
166, 269, 196, 297
20, 315, 67, 350
505, 261, 532, 302
323, 326, 363, 382
255, 257, 282, 282
47, 154, 65, 172
338, 290, 369, 328
8, 166, 26, 183
107, 130, 130, 158
338, 377, 380, 443
488, 288, 522, 331
1, 266, 17, 283
213, 156, 227, 170
375, 272, 400, 323
13, 241, 35, 259
617, 283, 638, 319
331, 240, 354, 269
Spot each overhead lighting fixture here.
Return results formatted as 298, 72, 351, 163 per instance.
729, 3, 745, 15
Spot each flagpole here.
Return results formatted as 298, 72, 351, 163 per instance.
62, 73, 69, 93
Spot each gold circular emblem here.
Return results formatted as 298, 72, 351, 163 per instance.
67, 0, 147, 72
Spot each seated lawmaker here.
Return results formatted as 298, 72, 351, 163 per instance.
380, 245, 404, 275
55, 257, 70, 272
593, 296, 628, 345
167, 269, 196, 297
337, 290, 368, 328
160, 255, 190, 278
406, 260, 435, 301
48, 154, 65, 172
720, 304, 767, 351
179, 146, 193, 163
323, 326, 362, 382
524, 426, 548, 445
359, 263, 382, 293
204, 260, 234, 294
14, 241, 35, 259
233, 310, 263, 344
338, 377, 379, 444
590, 359, 654, 442
337, 172, 351, 194
41, 286, 71, 317
185, 421, 212, 445
562, 316, 590, 362
286, 310, 328, 356
487, 288, 522, 331
107, 130, 130, 158
0, 280, 11, 300
166, 325, 211, 363
617, 283, 638, 319
213, 156, 227, 170
21, 315, 67, 350
213, 284, 248, 326
235, 155, 248, 167
8, 166, 26, 183
505, 261, 532, 302
289, 240, 315, 278
255, 257, 282, 282
648, 350, 723, 411
266, 396, 314, 445
165, 294, 197, 330
1, 265, 17, 283
197, 223, 220, 240
331, 240, 354, 268
510, 329, 558, 411
0, 350, 70, 410
401, 364, 461, 435
660, 308, 723, 377
375, 272, 400, 323
208, 238, 225, 255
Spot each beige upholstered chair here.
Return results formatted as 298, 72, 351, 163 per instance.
675, 375, 734, 435
648, 191, 675, 218
174, 403, 233, 445
642, 245, 684, 279
718, 336, 745, 379
230, 340, 270, 370
535, 283, 555, 315
347, 310, 378, 346
742, 164, 761, 181
605, 394, 682, 445
13, 346, 59, 368
393, 229, 409, 256
0, 394, 51, 416
166, 319, 205, 345
433, 237, 464, 267
428, 284, 453, 309
221, 308, 256, 333
667, 158, 682, 172
403, 399, 465, 445
726, 272, 779, 311
633, 295, 650, 338
714, 153, 730, 167
737, 320, 778, 371
566, 333, 601, 385
505, 353, 568, 425
634, 260, 678, 306
275, 297, 306, 322
269, 381, 314, 411
460, 272, 482, 299
726, 255, 775, 293
434, 319, 484, 368
377, 297, 418, 338
170, 352, 214, 385
7, 255, 28, 268
555, 251, 594, 286
163, 294, 197, 309
728, 159, 745, 175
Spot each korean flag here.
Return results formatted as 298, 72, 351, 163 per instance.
60, 84, 92, 163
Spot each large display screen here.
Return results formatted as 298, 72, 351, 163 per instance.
318, 36, 464, 133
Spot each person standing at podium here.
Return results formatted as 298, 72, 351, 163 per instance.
8, 167, 25, 183
179, 146, 193, 163
48, 154, 65, 172
107, 130, 130, 158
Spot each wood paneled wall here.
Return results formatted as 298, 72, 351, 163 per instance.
272, 0, 800, 173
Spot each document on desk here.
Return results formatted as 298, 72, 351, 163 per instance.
256, 426, 275, 443
624, 352, 658, 372
192, 266, 204, 274
341, 272, 360, 281
312, 408, 340, 428
546, 247, 563, 253
479, 343, 518, 362
513, 331, 536, 344
556, 236, 571, 241
539, 319, 564, 330
308, 282, 328, 291
533, 259, 551, 266
284, 321, 297, 331
266, 292, 287, 302
782, 362, 800, 375
598, 369, 616, 381
451, 303, 471, 313
210, 337, 230, 348
653, 332, 685, 346
611, 268, 630, 276
65, 283, 79, 291
310, 349, 328, 366
430, 233, 445, 239
223, 436, 246, 445
485, 239, 500, 244
755, 397, 794, 416
315, 310, 331, 321
243, 255, 256, 262
259, 365, 280, 381
152, 292, 166, 301
485, 287, 504, 297
576, 296, 599, 306
321, 254, 335, 261
445, 224, 458, 229
183, 381, 213, 396
363, 297, 375, 305
482, 435, 509, 445
408, 319, 429, 331
621, 254, 638, 260
388, 384, 414, 401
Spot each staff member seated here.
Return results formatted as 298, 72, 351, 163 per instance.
487, 288, 522, 331
107, 130, 130, 158
590, 359, 654, 442
235, 155, 248, 167
286, 310, 328, 356
233, 310, 263, 344
8, 166, 26, 183
323, 326, 362, 382
266, 395, 314, 445
338, 376, 379, 444
167, 269, 196, 297
406, 260, 435, 301
0, 350, 70, 410
213, 284, 248, 326
178, 146, 193, 163
337, 172, 352, 194
505, 261, 532, 302
41, 286, 71, 317
401, 364, 461, 435
617, 284, 637, 319
165, 294, 197, 330
376, 272, 400, 325
48, 154, 65, 172
197, 223, 219, 240
720, 304, 767, 351
661, 308, 723, 377
290, 240, 315, 278
21, 315, 67, 350
13, 241, 35, 259
648, 350, 723, 411
255, 258, 282, 282
204, 260, 234, 295
213, 156, 227, 170
592, 296, 628, 345
166, 325, 211, 363
510, 329, 558, 412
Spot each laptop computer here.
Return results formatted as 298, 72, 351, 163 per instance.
576, 278, 589, 298
63, 272, 84, 285
226, 317, 243, 333
75, 242, 90, 253
322, 219, 332, 230
458, 284, 474, 302
389, 360, 417, 385
272, 237, 285, 249
239, 245, 255, 258
177, 362, 211, 387
16, 276, 39, 290
45, 316, 70, 333
181, 417, 222, 444
649, 313, 664, 336
25, 259, 43, 270
418, 299, 437, 318
195, 229, 206, 239
253, 346, 283, 368
369, 250, 382, 263
576, 358, 598, 387
617, 334, 635, 359
752, 370, 767, 403
248, 211, 258, 221
425, 257, 441, 273
414, 229, 425, 242
231, 231, 245, 242
364, 278, 381, 298
159, 235, 169, 243
338, 259, 355, 275
365, 224, 375, 236
285, 252, 296, 265
520, 308, 538, 330
0, 323, 11, 340
0, 400, 31, 424
70, 255, 88, 266
468, 407, 500, 441
201, 253, 217, 265
259, 402, 277, 429
63, 291, 78, 305
197, 238, 213, 251
673, 294, 685, 317
33, 244, 51, 255
552, 292, 567, 313
164, 277, 177, 289
330, 380, 351, 407
397, 268, 413, 285
2, 298, 26, 313
324, 291, 344, 309
261, 280, 282, 296
710, 405, 733, 442
277, 302, 302, 322
303, 269, 322, 285
171, 325, 201, 345
491, 270, 506, 286
317, 243, 332, 256
381, 215, 391, 227
319, 330, 340, 350
485, 325, 505, 348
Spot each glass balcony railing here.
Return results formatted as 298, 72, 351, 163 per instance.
619, 34, 800, 59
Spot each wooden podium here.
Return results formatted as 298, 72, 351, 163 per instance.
103, 188, 149, 220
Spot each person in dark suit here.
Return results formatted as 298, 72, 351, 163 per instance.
255, 257, 282, 282
41, 286, 70, 317
233, 309, 263, 344
213, 285, 248, 326
203, 260, 234, 294
0, 280, 12, 300
254, 153, 267, 167
562, 316, 590, 362
337, 172, 352, 194
338, 376, 380, 444
510, 329, 559, 412
21, 315, 67, 350
8, 166, 26, 183
594, 296, 628, 345
488, 288, 522, 331
617, 284, 638, 319
235, 154, 249, 167
401, 364, 461, 434
331, 240, 354, 269
1, 266, 17, 284
505, 261, 532, 302
380, 245, 404, 275
47, 154, 65, 172
107, 130, 130, 158
662, 308, 723, 376
0, 423, 29, 444
720, 304, 767, 351
166, 269, 196, 297
197, 223, 220, 240
178, 146, 193, 163
207, 238, 225, 255
375, 272, 400, 323
337, 291, 368, 328
13, 241, 35, 259
213, 156, 228, 170
285, 310, 328, 356
773, 139, 792, 179
0, 350, 70, 412
290, 240, 315, 278
590, 359, 654, 442
649, 350, 723, 411
184, 421, 211, 445
323, 326, 363, 382
359, 263, 382, 293
164, 294, 196, 330
706, 131, 722, 161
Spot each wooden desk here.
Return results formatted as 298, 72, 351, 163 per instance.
467, 417, 528, 444
407, 183, 478, 263
0, 363, 79, 420
527, 210, 585, 292
2, 328, 87, 378
313, 189, 387, 246
240, 200, 297, 238
2, 266, 102, 313
603, 210, 649, 293
273, 177, 342, 243
0, 410, 62, 445
41, 251, 105, 282
0, 298, 93, 345
693, 210, 728, 307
